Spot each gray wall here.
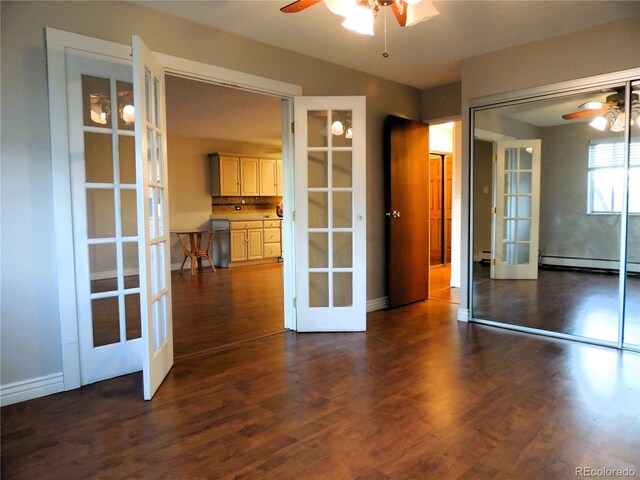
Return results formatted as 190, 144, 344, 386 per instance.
421, 82, 462, 122
459, 15, 640, 313
1, 1, 421, 389
538, 123, 640, 263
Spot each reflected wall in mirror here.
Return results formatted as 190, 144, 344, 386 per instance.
472, 82, 640, 344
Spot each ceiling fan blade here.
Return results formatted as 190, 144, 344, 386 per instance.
391, 1, 408, 27
562, 108, 608, 120
280, 0, 323, 13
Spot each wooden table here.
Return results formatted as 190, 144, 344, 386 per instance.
172, 231, 216, 275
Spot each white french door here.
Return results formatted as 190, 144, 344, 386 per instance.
67, 52, 142, 385
294, 96, 367, 331
132, 36, 174, 400
492, 139, 541, 279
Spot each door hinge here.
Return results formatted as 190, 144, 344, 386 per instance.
492, 207, 497, 214
293, 297, 297, 308
292, 210, 296, 221
491, 258, 496, 266
291, 122, 295, 134
493, 154, 497, 162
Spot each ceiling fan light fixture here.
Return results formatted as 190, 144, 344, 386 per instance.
610, 111, 626, 132
405, 0, 439, 26
589, 116, 608, 131
342, 6, 375, 35
331, 120, 344, 136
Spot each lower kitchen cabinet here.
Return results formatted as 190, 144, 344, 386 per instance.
211, 217, 282, 267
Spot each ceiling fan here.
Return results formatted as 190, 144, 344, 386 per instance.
281, 0, 439, 37
562, 87, 639, 132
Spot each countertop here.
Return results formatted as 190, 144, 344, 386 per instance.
210, 213, 282, 221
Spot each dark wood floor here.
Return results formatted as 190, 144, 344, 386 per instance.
171, 263, 284, 359
473, 263, 640, 345
3, 299, 639, 479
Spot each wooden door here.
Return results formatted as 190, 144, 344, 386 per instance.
220, 156, 240, 196
385, 116, 430, 308
240, 157, 259, 195
259, 159, 277, 196
429, 155, 443, 264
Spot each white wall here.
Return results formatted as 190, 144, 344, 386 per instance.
0, 1, 421, 401
459, 15, 640, 316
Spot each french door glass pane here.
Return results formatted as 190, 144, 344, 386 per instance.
81, 75, 111, 128
125, 293, 142, 340
333, 232, 353, 268
84, 133, 113, 183
331, 110, 352, 148
87, 189, 115, 238
333, 272, 353, 307
121, 189, 138, 237
309, 272, 329, 307
308, 152, 328, 188
309, 192, 329, 228
119, 136, 136, 183
309, 233, 328, 268
92, 296, 120, 347
332, 151, 352, 187
116, 81, 135, 131
307, 110, 328, 148
89, 243, 117, 293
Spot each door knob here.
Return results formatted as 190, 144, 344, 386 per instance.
385, 211, 400, 218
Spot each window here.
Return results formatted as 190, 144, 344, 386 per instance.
588, 140, 640, 214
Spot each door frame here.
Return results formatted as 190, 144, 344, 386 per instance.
46, 27, 301, 391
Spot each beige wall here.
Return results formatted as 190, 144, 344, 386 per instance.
421, 82, 462, 122
459, 15, 640, 313
1, 1, 421, 387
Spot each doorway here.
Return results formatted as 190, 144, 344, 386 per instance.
428, 122, 458, 303
163, 74, 287, 359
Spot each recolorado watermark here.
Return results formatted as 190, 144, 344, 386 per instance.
576, 466, 637, 477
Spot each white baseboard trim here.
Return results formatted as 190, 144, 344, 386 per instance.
1, 373, 65, 407
90, 267, 138, 281
541, 255, 640, 273
457, 308, 470, 322
367, 297, 388, 312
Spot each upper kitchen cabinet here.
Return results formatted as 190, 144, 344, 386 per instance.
210, 153, 281, 197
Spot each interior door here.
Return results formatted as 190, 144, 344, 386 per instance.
385, 116, 430, 308
429, 154, 443, 264
294, 96, 366, 331
67, 52, 143, 385
132, 36, 173, 400
492, 139, 541, 280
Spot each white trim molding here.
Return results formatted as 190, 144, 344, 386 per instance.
457, 308, 470, 322
1, 373, 65, 407
367, 297, 388, 312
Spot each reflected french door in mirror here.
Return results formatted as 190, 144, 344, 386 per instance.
472, 78, 640, 349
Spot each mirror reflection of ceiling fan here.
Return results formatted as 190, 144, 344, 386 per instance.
562, 87, 639, 132
281, 0, 439, 37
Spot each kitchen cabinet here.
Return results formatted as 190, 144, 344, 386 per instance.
211, 217, 281, 267
210, 153, 281, 197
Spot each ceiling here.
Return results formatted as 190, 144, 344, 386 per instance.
165, 75, 282, 146
134, 1, 640, 90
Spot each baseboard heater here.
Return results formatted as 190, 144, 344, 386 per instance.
540, 254, 640, 276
